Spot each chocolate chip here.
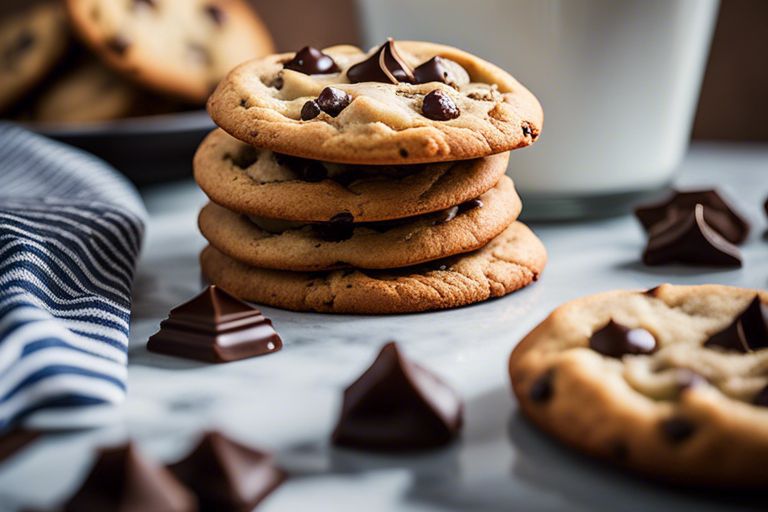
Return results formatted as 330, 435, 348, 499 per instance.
301, 100, 321, 120
413, 56, 450, 84
314, 212, 354, 242
347, 39, 415, 84
316, 87, 351, 117
753, 385, 768, 407
284, 46, 340, 75
422, 90, 460, 121
660, 417, 696, 443
204, 4, 226, 25
704, 296, 768, 352
589, 320, 657, 358
529, 370, 554, 403
105, 35, 130, 56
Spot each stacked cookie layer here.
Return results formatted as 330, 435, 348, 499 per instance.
195, 40, 546, 314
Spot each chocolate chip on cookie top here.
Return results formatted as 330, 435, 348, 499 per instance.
704, 296, 768, 352
589, 320, 657, 358
284, 46, 339, 75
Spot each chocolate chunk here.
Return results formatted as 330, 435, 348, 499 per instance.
589, 320, 657, 358
528, 370, 554, 403
332, 342, 463, 451
274, 153, 327, 182
635, 189, 749, 244
146, 285, 282, 362
314, 212, 355, 242
300, 100, 321, 120
413, 56, 450, 84
204, 4, 226, 25
703, 296, 768, 352
169, 432, 285, 511
316, 87, 351, 117
422, 90, 460, 121
284, 46, 340, 74
642, 204, 742, 267
105, 35, 130, 56
753, 385, 768, 407
64, 443, 195, 512
659, 417, 696, 443
347, 38, 415, 84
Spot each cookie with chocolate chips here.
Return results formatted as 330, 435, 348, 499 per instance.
0, 2, 69, 114
509, 284, 768, 488
194, 129, 510, 222
200, 221, 546, 314
198, 176, 521, 271
65, 0, 274, 103
207, 40, 543, 164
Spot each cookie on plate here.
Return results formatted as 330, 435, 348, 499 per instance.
0, 2, 69, 114
200, 221, 547, 314
65, 0, 274, 103
198, 175, 521, 271
194, 128, 510, 222
509, 284, 768, 488
208, 40, 542, 164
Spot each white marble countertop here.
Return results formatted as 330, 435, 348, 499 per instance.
1, 143, 767, 512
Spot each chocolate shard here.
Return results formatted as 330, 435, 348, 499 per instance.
169, 432, 285, 512
64, 443, 195, 512
634, 189, 749, 244
284, 46, 340, 74
147, 286, 282, 362
332, 342, 463, 451
413, 56, 450, 84
589, 320, 657, 358
642, 204, 742, 267
703, 296, 768, 353
347, 38, 415, 84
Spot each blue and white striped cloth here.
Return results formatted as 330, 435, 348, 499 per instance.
0, 123, 145, 431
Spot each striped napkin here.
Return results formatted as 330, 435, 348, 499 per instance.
0, 123, 146, 431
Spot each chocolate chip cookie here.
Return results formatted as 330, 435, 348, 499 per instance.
509, 284, 768, 488
200, 221, 547, 314
198, 176, 521, 271
207, 40, 542, 164
194, 128, 510, 222
65, 0, 274, 103
0, 2, 69, 114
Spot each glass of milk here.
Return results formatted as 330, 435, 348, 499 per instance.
356, 0, 720, 219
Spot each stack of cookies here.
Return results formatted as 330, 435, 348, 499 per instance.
195, 40, 546, 314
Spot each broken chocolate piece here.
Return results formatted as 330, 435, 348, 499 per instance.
642, 204, 742, 267
659, 417, 696, 443
589, 320, 657, 358
146, 285, 282, 362
332, 342, 463, 451
314, 212, 355, 242
169, 432, 285, 511
703, 296, 768, 353
347, 39, 415, 84
316, 87, 351, 117
635, 189, 749, 244
422, 90, 460, 121
413, 56, 450, 84
64, 443, 195, 512
300, 100, 321, 120
284, 46, 339, 74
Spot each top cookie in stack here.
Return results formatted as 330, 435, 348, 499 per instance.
198, 39, 546, 314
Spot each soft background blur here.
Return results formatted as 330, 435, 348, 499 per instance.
249, 0, 768, 142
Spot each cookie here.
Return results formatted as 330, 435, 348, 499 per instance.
65, 0, 274, 103
200, 221, 547, 314
509, 284, 768, 488
0, 2, 69, 114
207, 40, 542, 164
198, 175, 521, 271
194, 128, 510, 222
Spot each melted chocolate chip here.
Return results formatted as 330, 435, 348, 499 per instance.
589, 320, 657, 358
422, 90, 460, 121
316, 87, 351, 117
204, 4, 226, 25
347, 39, 415, 84
413, 56, 450, 84
284, 46, 340, 75
314, 212, 354, 242
301, 100, 321, 120
105, 35, 130, 55
703, 296, 768, 353
274, 153, 327, 182
642, 204, 742, 267
529, 371, 554, 403
660, 417, 696, 443
753, 385, 768, 407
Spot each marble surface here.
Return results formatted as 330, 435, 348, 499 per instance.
1, 143, 767, 511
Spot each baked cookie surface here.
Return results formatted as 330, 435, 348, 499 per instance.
200, 221, 546, 314
198, 176, 521, 271
207, 40, 542, 164
65, 0, 274, 103
509, 284, 768, 488
194, 129, 510, 222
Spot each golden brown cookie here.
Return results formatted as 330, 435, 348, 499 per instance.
509, 284, 768, 488
200, 221, 547, 314
207, 40, 542, 164
194, 128, 510, 222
